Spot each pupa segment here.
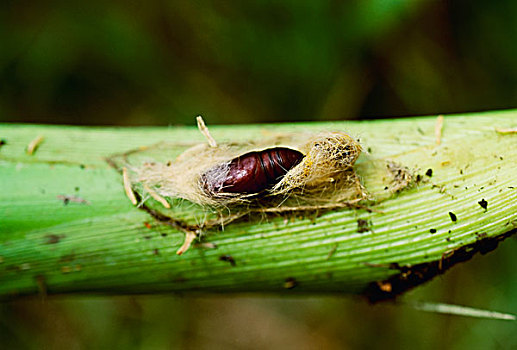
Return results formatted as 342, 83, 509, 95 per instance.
202, 147, 304, 194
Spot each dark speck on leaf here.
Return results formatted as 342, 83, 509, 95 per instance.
153, 248, 159, 255
449, 211, 457, 222
79, 164, 85, 169
425, 168, 433, 177
478, 199, 488, 210
219, 255, 236, 266
44, 234, 65, 244
57, 195, 90, 205
0, 139, 6, 147
475, 232, 487, 240
357, 219, 371, 233
430, 228, 437, 234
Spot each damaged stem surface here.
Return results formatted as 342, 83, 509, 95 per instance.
0, 110, 516, 300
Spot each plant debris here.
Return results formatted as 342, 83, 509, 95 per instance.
406, 301, 516, 321
176, 231, 197, 255
386, 161, 414, 192
196, 115, 217, 147
364, 230, 515, 302
194, 242, 218, 249
435, 115, 444, 145
142, 184, 171, 209
122, 167, 138, 205
495, 127, 517, 134
26, 135, 44, 155
326, 244, 338, 260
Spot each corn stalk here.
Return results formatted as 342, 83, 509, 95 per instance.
0, 110, 516, 300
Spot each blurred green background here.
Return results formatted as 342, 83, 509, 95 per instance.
1, 0, 517, 348
2, 0, 517, 126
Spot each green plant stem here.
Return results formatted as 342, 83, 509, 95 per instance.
1, 110, 516, 299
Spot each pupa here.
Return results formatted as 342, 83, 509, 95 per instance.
135, 130, 362, 205
124, 117, 366, 254
201, 147, 304, 194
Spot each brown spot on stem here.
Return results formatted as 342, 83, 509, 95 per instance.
284, 277, 298, 289
44, 234, 65, 244
219, 255, 236, 266
357, 219, 371, 233
59, 253, 75, 262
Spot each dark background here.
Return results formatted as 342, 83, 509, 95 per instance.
1, 1, 517, 348
2, 1, 517, 126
